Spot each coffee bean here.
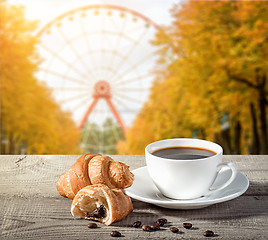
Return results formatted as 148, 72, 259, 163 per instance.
132, 221, 141, 228
170, 227, 179, 233
183, 222, 192, 229
150, 223, 160, 230
156, 218, 167, 226
142, 225, 151, 231
87, 222, 97, 228
203, 230, 214, 237
110, 231, 121, 237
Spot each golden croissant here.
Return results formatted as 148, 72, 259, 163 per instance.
57, 153, 134, 199
71, 184, 133, 225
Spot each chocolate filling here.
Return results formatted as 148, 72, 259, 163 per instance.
86, 204, 107, 218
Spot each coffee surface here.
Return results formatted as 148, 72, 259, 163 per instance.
152, 147, 216, 160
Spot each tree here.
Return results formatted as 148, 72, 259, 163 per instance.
0, 1, 80, 154
118, 0, 268, 154
82, 118, 124, 154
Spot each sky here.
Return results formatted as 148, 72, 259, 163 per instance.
9, 0, 179, 30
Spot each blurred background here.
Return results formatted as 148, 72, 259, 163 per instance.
1, 0, 267, 155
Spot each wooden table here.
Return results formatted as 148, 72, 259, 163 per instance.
0, 155, 267, 239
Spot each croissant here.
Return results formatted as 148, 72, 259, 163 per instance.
57, 153, 134, 199
71, 184, 133, 225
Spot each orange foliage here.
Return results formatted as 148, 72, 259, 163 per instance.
118, 0, 268, 154
0, 2, 81, 154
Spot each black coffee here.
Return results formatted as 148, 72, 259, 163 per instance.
152, 147, 216, 160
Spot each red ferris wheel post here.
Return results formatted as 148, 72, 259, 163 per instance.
105, 97, 127, 134
78, 80, 127, 135
78, 98, 98, 130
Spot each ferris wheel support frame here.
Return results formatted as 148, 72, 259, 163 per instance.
78, 80, 126, 134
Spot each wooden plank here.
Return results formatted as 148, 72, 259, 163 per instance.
0, 155, 267, 171
0, 196, 267, 239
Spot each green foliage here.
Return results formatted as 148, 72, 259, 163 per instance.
82, 118, 124, 154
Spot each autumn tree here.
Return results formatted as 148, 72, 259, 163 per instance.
0, 1, 81, 154
118, 0, 268, 154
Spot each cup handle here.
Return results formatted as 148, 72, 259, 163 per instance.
207, 162, 237, 195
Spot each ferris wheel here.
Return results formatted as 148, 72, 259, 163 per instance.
36, 5, 160, 153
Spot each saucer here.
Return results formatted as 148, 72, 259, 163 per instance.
125, 166, 249, 209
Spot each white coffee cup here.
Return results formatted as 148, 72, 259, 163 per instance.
145, 138, 237, 200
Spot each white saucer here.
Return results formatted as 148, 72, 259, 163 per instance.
125, 166, 249, 209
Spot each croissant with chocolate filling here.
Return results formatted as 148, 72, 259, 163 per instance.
57, 153, 134, 199
71, 184, 133, 225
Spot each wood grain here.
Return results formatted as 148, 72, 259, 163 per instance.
0, 155, 267, 239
